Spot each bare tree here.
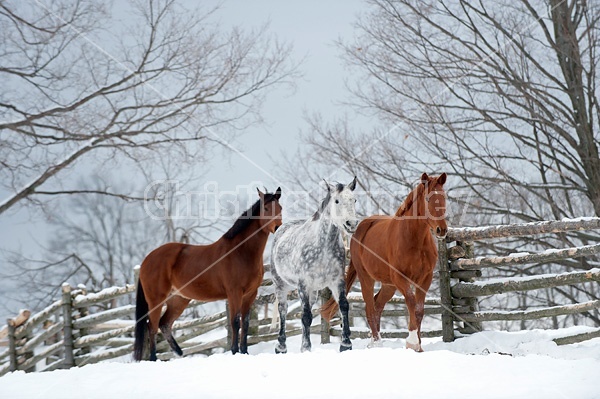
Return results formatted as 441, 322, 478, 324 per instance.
0, 0, 295, 214
284, 0, 600, 327
2, 171, 229, 311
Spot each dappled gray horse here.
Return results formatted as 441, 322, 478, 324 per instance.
271, 177, 359, 353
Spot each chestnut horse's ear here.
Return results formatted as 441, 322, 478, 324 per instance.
348, 176, 358, 191
420, 172, 429, 182
274, 187, 282, 200
437, 173, 447, 185
257, 188, 265, 200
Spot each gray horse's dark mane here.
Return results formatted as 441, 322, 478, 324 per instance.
312, 183, 344, 221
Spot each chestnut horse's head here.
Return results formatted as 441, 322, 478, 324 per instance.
421, 172, 448, 238
257, 187, 283, 234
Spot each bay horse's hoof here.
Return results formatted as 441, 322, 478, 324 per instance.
339, 342, 352, 352
275, 344, 287, 354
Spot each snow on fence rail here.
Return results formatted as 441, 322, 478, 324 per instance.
438, 217, 600, 344
3, 217, 600, 376
0, 270, 443, 376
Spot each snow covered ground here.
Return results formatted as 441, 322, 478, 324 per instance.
1, 327, 599, 399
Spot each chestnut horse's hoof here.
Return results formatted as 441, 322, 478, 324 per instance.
367, 339, 383, 349
406, 342, 423, 352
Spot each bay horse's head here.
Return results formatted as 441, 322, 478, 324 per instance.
324, 176, 359, 234
257, 187, 283, 234
421, 172, 448, 238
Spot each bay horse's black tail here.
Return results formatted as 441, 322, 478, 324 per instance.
133, 279, 148, 361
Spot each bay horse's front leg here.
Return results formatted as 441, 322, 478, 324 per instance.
275, 289, 288, 354
239, 291, 258, 355
298, 283, 313, 352
227, 296, 242, 355
332, 281, 352, 352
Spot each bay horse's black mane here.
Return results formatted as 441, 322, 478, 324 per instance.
224, 193, 279, 239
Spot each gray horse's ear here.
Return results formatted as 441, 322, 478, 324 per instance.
323, 179, 331, 192
348, 176, 357, 191
274, 187, 281, 200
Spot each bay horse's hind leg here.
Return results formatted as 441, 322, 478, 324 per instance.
147, 301, 163, 361
298, 282, 313, 352
159, 295, 190, 357
274, 288, 289, 354
330, 280, 352, 352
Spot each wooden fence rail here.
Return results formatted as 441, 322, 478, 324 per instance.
439, 217, 600, 343
2, 217, 600, 376
0, 273, 443, 376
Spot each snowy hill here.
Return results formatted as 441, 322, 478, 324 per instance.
1, 328, 598, 399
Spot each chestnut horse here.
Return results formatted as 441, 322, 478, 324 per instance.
322, 173, 447, 351
134, 188, 282, 361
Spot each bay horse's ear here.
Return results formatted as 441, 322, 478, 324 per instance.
274, 187, 282, 200
420, 172, 429, 182
348, 176, 358, 191
257, 187, 265, 200
437, 173, 447, 185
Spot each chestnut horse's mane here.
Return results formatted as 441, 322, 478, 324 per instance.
223, 193, 279, 239
394, 182, 425, 217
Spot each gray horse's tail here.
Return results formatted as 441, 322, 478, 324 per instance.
321, 260, 357, 321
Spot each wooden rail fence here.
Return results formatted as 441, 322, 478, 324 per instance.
2, 217, 599, 375
438, 217, 600, 344
0, 269, 442, 376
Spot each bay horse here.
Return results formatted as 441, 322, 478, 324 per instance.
322, 173, 447, 351
271, 177, 358, 353
133, 187, 282, 361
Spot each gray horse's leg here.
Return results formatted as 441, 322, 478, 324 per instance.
331, 280, 352, 352
275, 288, 288, 354
298, 282, 313, 352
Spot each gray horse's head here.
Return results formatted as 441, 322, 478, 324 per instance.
322, 176, 359, 234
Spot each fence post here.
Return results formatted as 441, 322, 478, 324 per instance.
61, 283, 75, 368
438, 239, 455, 342
76, 284, 90, 356
7, 321, 17, 372
320, 289, 331, 344
456, 242, 482, 334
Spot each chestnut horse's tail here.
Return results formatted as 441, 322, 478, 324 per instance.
133, 279, 148, 361
321, 260, 358, 321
